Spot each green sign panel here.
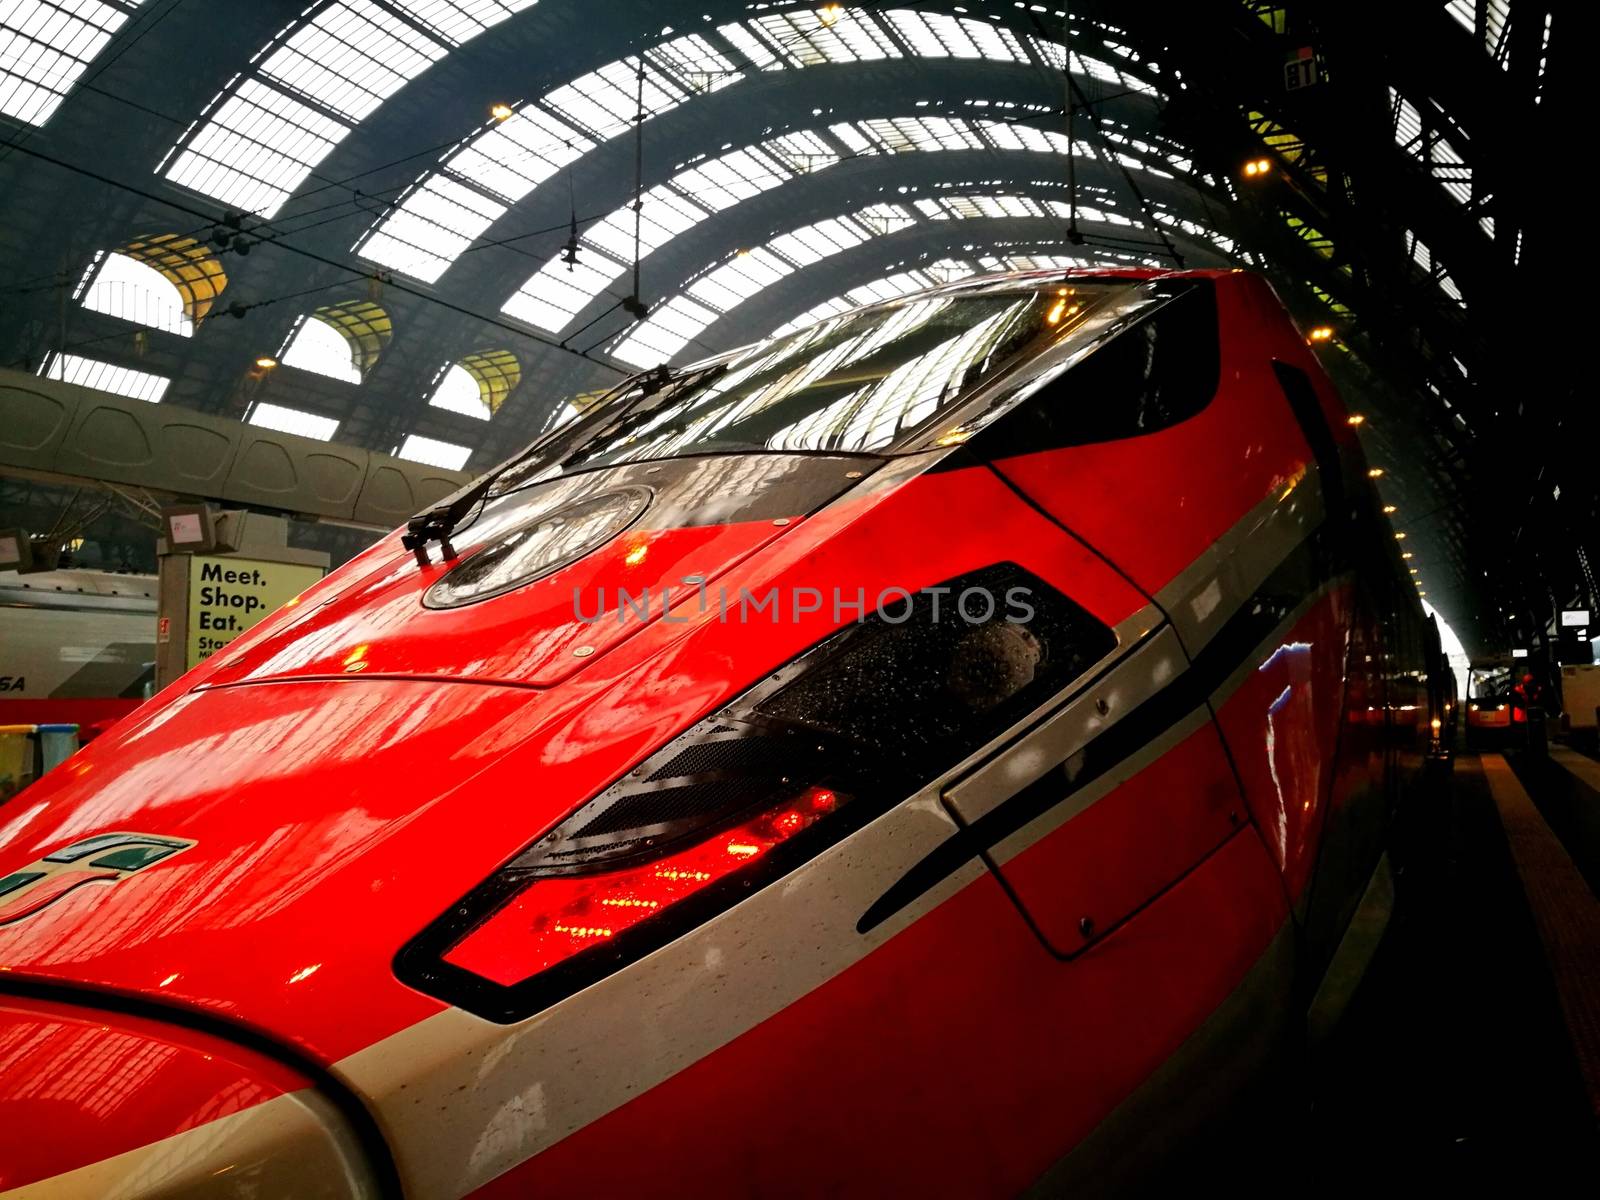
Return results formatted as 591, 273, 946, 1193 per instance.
186, 555, 323, 669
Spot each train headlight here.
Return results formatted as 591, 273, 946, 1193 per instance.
423, 487, 651, 609
398, 562, 1116, 1022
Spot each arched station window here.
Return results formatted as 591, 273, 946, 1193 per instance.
426, 349, 521, 420
280, 300, 393, 383
77, 234, 228, 337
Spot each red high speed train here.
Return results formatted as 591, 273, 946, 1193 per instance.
0, 270, 1446, 1197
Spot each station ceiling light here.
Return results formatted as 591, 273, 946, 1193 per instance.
490, 102, 514, 121
1346, 413, 1365, 425
1309, 325, 1335, 342
1395, 532, 1406, 540
1402, 552, 1414, 560
1242, 157, 1273, 178
1367, 467, 1384, 478
820, 3, 844, 25
1383, 504, 1397, 514
254, 356, 278, 369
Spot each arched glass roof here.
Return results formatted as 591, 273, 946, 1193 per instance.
0, 0, 146, 125
607, 193, 1229, 366
501, 113, 1199, 338
158, 1, 541, 216
354, 7, 1172, 282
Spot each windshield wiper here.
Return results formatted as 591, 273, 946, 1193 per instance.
402, 363, 678, 567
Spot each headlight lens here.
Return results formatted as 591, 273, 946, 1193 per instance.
423, 486, 650, 609
398, 562, 1116, 1021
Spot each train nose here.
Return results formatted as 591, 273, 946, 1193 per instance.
0, 995, 382, 1197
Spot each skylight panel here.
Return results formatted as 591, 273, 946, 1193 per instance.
261, 0, 444, 123
714, 21, 783, 71
80, 252, 194, 337
498, 134, 841, 333
611, 294, 719, 367
849, 273, 938, 305
767, 217, 870, 266
398, 434, 472, 470
585, 185, 705, 260
503, 253, 621, 329
543, 57, 679, 138
675, 147, 790, 210
402, 1, 538, 45
853, 116, 984, 152
162, 1, 537, 216
746, 10, 894, 66
881, 11, 1024, 62
0, 0, 142, 126
854, 203, 918, 234
686, 249, 791, 311
43, 353, 169, 403
1446, 0, 1510, 62
448, 124, 585, 204
1391, 90, 1422, 151
1389, 88, 1475, 214
763, 129, 841, 174
648, 33, 741, 94
166, 79, 352, 216
1430, 137, 1470, 205
359, 175, 507, 281
248, 402, 340, 441
982, 121, 1070, 155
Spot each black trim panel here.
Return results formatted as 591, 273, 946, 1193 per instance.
858, 528, 1341, 934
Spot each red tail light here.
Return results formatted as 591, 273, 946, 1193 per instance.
443, 789, 840, 985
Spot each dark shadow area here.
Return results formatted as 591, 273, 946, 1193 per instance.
1303, 755, 1596, 1187
1151, 754, 1596, 1195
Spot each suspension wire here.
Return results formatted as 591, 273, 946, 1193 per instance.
1064, 6, 1080, 240
3, 141, 630, 375
630, 55, 646, 317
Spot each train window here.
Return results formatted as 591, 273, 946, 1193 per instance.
1272, 360, 1347, 529
964, 283, 1219, 454
484, 283, 1155, 493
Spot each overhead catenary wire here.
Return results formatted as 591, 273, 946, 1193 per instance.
2, 140, 630, 377
3, 3, 1194, 308
12, 207, 620, 372
5, 4, 1209, 376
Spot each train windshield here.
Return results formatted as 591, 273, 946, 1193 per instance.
1470, 665, 1513, 701
492, 282, 1149, 490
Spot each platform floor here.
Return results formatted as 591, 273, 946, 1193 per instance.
1297, 747, 1600, 1185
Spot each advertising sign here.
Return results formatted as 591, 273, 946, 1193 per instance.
186, 556, 322, 669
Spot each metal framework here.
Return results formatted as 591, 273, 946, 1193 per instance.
0, 0, 1575, 655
